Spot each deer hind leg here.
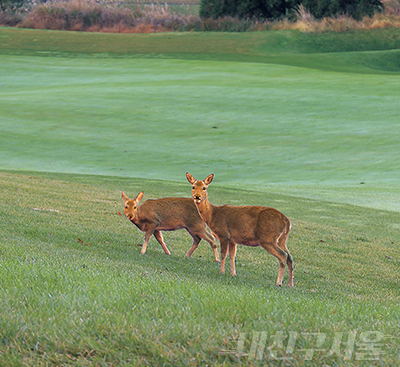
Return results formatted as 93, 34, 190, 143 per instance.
153, 230, 171, 255
220, 240, 229, 274
228, 242, 237, 276
261, 240, 288, 287
184, 232, 201, 258
278, 231, 294, 287
186, 228, 220, 262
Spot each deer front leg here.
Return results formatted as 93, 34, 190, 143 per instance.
141, 229, 155, 254
154, 230, 171, 255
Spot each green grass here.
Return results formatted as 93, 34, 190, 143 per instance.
1, 28, 400, 212
2, 27, 400, 72
0, 27, 400, 365
1, 171, 399, 365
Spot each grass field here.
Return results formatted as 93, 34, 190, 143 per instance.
1, 27, 399, 365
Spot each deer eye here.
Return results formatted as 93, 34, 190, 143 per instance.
202, 187, 206, 190
192, 186, 195, 190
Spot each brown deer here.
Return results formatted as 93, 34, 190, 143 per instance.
186, 173, 294, 287
121, 191, 219, 261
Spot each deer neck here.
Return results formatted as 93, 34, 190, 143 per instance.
130, 207, 141, 226
195, 196, 214, 225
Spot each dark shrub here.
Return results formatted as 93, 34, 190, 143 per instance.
300, 0, 383, 20
199, 0, 383, 20
237, 0, 289, 19
1, 0, 26, 12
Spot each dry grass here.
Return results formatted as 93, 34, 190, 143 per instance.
383, 0, 400, 15
1, 0, 400, 32
286, 9, 400, 32
269, 1, 400, 32
11, 0, 201, 33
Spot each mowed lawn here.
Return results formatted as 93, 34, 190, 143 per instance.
1, 28, 400, 212
0, 27, 399, 365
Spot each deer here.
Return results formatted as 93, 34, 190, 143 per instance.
186, 173, 294, 287
121, 191, 219, 262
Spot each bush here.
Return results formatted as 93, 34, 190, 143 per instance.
16, 0, 204, 33
300, 0, 383, 20
0, 0, 26, 12
199, 0, 383, 20
19, 0, 140, 31
0, 0, 31, 26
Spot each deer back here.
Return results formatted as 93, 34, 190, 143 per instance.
138, 197, 204, 231
205, 204, 289, 245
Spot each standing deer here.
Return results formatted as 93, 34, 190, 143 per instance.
121, 191, 219, 261
186, 173, 294, 287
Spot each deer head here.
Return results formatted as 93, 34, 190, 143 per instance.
121, 191, 144, 221
186, 172, 214, 204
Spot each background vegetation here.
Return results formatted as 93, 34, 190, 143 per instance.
0, 0, 400, 32
0, 23, 399, 366
199, 0, 383, 21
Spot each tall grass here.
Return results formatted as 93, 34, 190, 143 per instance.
289, 1, 400, 32
1, 0, 400, 32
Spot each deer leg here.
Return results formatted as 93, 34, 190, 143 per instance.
202, 231, 220, 262
278, 233, 294, 287
220, 240, 229, 274
287, 257, 294, 287
285, 249, 294, 288
184, 233, 201, 258
141, 230, 154, 254
228, 242, 237, 276
261, 241, 288, 286
154, 230, 171, 255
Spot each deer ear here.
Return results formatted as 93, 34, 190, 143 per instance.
121, 191, 129, 202
134, 191, 144, 204
186, 172, 196, 184
204, 173, 214, 185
